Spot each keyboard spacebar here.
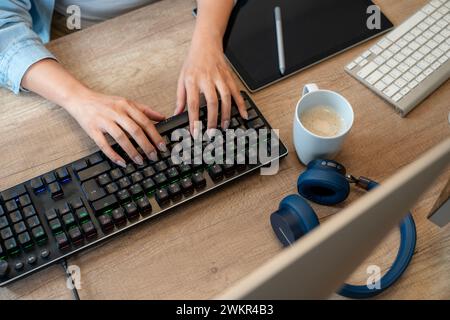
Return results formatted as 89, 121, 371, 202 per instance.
156, 109, 206, 135
386, 10, 427, 42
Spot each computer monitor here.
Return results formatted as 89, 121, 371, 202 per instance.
218, 138, 450, 299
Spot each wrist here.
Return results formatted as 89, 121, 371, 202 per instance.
61, 84, 95, 114
192, 27, 223, 51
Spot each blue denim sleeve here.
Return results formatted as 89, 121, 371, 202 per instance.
0, 0, 56, 94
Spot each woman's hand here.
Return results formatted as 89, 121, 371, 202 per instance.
64, 89, 167, 167
174, 0, 247, 137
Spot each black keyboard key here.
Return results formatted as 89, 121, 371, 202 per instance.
72, 159, 88, 172
4, 238, 18, 253
0, 205, 3, 216
71, 197, 84, 209
160, 150, 171, 159
180, 177, 194, 195
0, 245, 3, 258
0, 185, 26, 201
49, 182, 64, 199
18, 232, 32, 247
30, 177, 45, 193
153, 173, 168, 185
1, 227, 13, 240
18, 194, 31, 207
179, 164, 191, 175
27, 254, 37, 264
88, 153, 103, 165
131, 172, 144, 184
31, 226, 47, 241
40, 249, 50, 259
118, 177, 132, 189
124, 202, 139, 219
223, 163, 235, 176
142, 178, 156, 192
248, 117, 265, 129
14, 261, 24, 270
92, 194, 118, 214
62, 213, 76, 228
110, 168, 124, 180
229, 117, 240, 129
111, 207, 126, 225
82, 179, 106, 202
48, 218, 62, 233
75, 207, 90, 222
55, 232, 69, 250
129, 184, 144, 197
97, 173, 112, 186
143, 166, 155, 177
117, 189, 131, 202
136, 196, 151, 212
208, 164, 223, 181
5, 200, 18, 212
168, 183, 182, 199
106, 182, 119, 194
56, 167, 70, 182
124, 163, 136, 175
247, 108, 258, 120
26, 215, 40, 229
0, 216, 8, 229
98, 214, 114, 232
155, 161, 168, 173
192, 172, 206, 189
155, 188, 170, 206
9, 211, 22, 223
68, 227, 83, 243
43, 172, 57, 184
13, 222, 27, 234
77, 161, 111, 182
58, 203, 71, 216
81, 221, 97, 238
45, 208, 58, 221
166, 167, 179, 180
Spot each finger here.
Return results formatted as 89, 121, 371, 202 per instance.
186, 81, 200, 138
174, 75, 187, 115
107, 122, 143, 166
216, 81, 231, 129
228, 76, 248, 120
127, 106, 166, 157
203, 83, 218, 131
92, 130, 126, 168
133, 101, 166, 121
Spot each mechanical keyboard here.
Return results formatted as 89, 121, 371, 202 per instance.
0, 91, 288, 286
345, 0, 450, 116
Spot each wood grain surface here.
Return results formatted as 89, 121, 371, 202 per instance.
0, 0, 448, 300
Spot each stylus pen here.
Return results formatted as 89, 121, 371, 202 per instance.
274, 6, 286, 75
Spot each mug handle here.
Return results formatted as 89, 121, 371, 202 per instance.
302, 83, 319, 96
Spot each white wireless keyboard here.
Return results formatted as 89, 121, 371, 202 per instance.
346, 0, 450, 116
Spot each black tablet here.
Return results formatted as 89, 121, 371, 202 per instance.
221, 0, 393, 91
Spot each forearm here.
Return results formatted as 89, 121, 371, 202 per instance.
21, 59, 91, 114
194, 0, 235, 48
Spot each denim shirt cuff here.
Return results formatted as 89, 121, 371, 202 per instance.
3, 39, 56, 94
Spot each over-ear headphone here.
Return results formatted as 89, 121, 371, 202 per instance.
270, 159, 417, 299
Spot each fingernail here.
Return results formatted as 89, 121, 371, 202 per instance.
206, 128, 216, 138
134, 155, 144, 165
158, 142, 168, 152
223, 120, 230, 130
243, 111, 249, 120
148, 151, 158, 162
116, 160, 126, 168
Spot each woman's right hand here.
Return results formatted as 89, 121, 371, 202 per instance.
64, 88, 167, 168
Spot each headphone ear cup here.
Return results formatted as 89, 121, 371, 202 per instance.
270, 195, 320, 247
297, 168, 350, 205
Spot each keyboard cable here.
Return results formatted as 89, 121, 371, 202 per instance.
60, 259, 81, 300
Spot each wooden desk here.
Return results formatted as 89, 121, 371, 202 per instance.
0, 0, 448, 300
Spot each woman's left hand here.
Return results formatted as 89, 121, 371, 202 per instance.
174, 34, 247, 136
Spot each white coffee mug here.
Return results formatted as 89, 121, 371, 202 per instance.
293, 84, 354, 165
